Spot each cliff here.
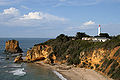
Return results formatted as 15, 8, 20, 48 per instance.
79, 46, 120, 80
14, 34, 120, 79
25, 45, 56, 63
38, 34, 120, 80
5, 40, 23, 53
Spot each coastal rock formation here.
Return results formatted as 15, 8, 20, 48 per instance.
36, 34, 120, 80
14, 54, 23, 63
5, 40, 23, 53
79, 46, 120, 80
26, 44, 56, 63
14, 34, 120, 80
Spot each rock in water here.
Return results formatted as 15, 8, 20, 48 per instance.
14, 54, 23, 63
5, 40, 23, 53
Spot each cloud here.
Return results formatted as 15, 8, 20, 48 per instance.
80, 21, 96, 29
0, 7, 67, 28
83, 20, 95, 26
3, 7, 20, 16
20, 12, 43, 20
0, 7, 20, 23
20, 12, 65, 21
66, 21, 96, 31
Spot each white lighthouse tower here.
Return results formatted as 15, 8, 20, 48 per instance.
98, 25, 101, 36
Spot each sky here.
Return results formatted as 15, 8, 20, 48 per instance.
0, 0, 120, 38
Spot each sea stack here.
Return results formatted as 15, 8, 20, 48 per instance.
5, 40, 23, 53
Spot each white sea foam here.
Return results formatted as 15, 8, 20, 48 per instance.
11, 54, 19, 57
5, 70, 9, 72
0, 56, 5, 60
9, 68, 26, 76
53, 70, 67, 80
3, 66, 7, 68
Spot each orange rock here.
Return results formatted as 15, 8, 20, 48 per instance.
5, 40, 23, 53
26, 45, 55, 63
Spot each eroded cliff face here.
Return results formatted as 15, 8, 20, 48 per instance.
79, 46, 120, 80
26, 45, 56, 63
5, 40, 23, 53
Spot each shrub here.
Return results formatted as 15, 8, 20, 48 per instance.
108, 60, 119, 75
111, 66, 120, 79
90, 66, 94, 69
95, 64, 100, 69
114, 48, 120, 57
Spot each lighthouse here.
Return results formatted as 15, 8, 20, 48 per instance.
98, 25, 101, 36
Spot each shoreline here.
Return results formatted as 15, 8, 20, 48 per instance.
35, 61, 113, 80
53, 70, 67, 80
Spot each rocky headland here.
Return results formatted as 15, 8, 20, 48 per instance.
14, 33, 120, 80
5, 40, 23, 53
26, 45, 55, 63
14, 44, 56, 63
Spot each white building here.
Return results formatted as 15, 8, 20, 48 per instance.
82, 25, 110, 42
82, 37, 110, 42
91, 37, 110, 42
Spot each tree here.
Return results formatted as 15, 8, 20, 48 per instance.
76, 32, 89, 39
100, 33, 110, 38
56, 34, 69, 42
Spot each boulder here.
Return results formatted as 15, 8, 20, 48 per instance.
5, 40, 23, 53
14, 54, 23, 63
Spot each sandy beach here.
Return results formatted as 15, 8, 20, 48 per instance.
35, 61, 113, 80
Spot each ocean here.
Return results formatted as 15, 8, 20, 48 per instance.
0, 38, 61, 80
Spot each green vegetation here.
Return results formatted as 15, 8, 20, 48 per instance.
37, 33, 120, 65
95, 64, 100, 69
35, 32, 120, 80
99, 35, 120, 49
101, 59, 114, 73
90, 66, 94, 69
76, 32, 89, 39
106, 59, 114, 68
111, 66, 120, 79
39, 33, 94, 65
114, 48, 120, 57
108, 60, 119, 75
100, 33, 110, 38
101, 58, 109, 68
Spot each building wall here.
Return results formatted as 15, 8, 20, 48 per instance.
82, 37, 109, 42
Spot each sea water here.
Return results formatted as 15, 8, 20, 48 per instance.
0, 38, 61, 80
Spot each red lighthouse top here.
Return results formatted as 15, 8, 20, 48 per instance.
99, 25, 101, 27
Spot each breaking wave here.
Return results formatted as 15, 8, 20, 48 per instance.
53, 70, 67, 80
9, 68, 26, 76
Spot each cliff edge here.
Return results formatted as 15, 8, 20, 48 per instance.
79, 46, 120, 80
